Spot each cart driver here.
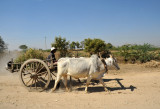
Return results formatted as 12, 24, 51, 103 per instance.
47, 47, 57, 66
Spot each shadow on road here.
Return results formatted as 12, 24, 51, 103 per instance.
77, 78, 137, 93
47, 77, 137, 93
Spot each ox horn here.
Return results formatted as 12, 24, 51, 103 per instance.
109, 54, 112, 58
99, 52, 102, 59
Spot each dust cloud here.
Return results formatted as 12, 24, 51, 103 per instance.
0, 51, 19, 75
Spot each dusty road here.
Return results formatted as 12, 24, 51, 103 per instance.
0, 52, 160, 109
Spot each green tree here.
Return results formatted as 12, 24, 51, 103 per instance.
106, 43, 113, 49
80, 41, 84, 49
119, 44, 131, 62
0, 36, 7, 52
15, 48, 45, 62
119, 43, 158, 63
51, 36, 69, 57
19, 45, 28, 51
137, 43, 154, 63
84, 38, 107, 55
70, 41, 80, 50
75, 41, 80, 49
70, 41, 76, 50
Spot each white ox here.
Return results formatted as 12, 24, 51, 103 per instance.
51, 54, 120, 93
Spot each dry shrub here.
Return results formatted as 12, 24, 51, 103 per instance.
144, 60, 160, 68
15, 48, 45, 63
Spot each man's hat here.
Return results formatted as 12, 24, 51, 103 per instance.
51, 47, 56, 51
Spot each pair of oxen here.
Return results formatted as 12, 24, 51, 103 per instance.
51, 54, 120, 93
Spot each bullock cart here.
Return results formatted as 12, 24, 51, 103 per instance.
6, 58, 57, 92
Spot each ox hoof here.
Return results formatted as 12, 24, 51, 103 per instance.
69, 88, 72, 92
65, 88, 70, 92
50, 89, 55, 93
104, 88, 110, 93
106, 89, 111, 94
105, 89, 108, 92
50, 90, 53, 93
85, 91, 90, 94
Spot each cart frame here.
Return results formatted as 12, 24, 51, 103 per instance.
6, 58, 57, 92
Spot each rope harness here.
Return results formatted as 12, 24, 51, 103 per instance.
100, 58, 108, 73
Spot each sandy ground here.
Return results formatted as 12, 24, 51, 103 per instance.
0, 52, 160, 109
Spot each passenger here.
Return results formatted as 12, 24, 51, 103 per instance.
47, 47, 57, 66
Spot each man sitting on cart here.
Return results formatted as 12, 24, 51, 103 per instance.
47, 47, 57, 67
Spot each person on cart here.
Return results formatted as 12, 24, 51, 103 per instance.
47, 47, 57, 67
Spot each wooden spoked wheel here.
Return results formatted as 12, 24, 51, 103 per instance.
19, 59, 51, 92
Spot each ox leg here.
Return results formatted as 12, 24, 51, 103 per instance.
51, 75, 62, 92
99, 78, 108, 92
63, 75, 69, 92
69, 76, 72, 91
85, 77, 92, 93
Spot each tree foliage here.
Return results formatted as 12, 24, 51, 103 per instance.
15, 48, 45, 62
14, 35, 160, 63
80, 41, 84, 49
70, 41, 76, 50
51, 36, 69, 57
119, 44, 131, 62
70, 41, 80, 50
19, 45, 28, 51
75, 41, 80, 49
106, 43, 113, 49
118, 43, 159, 63
0, 36, 7, 52
84, 38, 107, 55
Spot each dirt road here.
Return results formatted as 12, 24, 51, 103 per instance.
0, 53, 160, 109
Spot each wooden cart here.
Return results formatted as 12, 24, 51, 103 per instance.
6, 59, 57, 92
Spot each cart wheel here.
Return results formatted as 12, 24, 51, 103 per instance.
19, 59, 51, 92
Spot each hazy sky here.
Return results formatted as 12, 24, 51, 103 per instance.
0, 0, 160, 50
